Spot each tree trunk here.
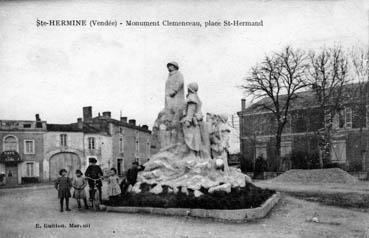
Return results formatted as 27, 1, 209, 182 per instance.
359, 127, 366, 171
275, 127, 282, 172
318, 147, 324, 169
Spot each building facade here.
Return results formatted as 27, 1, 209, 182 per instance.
44, 124, 85, 181
238, 88, 369, 172
0, 115, 47, 185
0, 107, 151, 185
80, 107, 151, 177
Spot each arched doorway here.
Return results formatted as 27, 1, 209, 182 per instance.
49, 152, 81, 181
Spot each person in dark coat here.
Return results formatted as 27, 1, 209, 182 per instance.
120, 161, 144, 194
84, 158, 103, 203
253, 154, 268, 180
126, 161, 145, 185
55, 169, 72, 212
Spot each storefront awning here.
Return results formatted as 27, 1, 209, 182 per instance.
0, 151, 22, 163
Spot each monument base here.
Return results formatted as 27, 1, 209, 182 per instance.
106, 186, 280, 223
104, 182, 275, 209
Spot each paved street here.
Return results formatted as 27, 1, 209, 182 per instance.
0, 186, 369, 238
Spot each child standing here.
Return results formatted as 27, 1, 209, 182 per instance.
107, 168, 121, 203
55, 169, 72, 212
72, 170, 88, 209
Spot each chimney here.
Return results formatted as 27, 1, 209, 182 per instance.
77, 118, 83, 129
120, 117, 127, 123
35, 114, 42, 128
83, 106, 92, 121
102, 111, 111, 118
128, 119, 136, 126
241, 99, 246, 110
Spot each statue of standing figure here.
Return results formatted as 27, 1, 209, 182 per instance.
181, 82, 210, 159
135, 61, 251, 195
152, 62, 185, 150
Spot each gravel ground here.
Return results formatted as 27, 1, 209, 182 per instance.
1, 187, 369, 238
272, 168, 358, 184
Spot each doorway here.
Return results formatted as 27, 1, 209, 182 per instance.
6, 165, 18, 185
117, 158, 124, 176
49, 152, 81, 181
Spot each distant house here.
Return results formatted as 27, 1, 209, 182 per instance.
45, 106, 151, 181
78, 107, 151, 177
237, 84, 369, 172
0, 107, 151, 186
0, 115, 47, 185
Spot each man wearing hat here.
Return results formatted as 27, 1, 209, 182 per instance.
165, 61, 185, 113
85, 158, 103, 203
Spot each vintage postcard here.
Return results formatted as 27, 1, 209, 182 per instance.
0, 0, 368, 237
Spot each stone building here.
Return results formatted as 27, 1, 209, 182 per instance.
0, 107, 151, 184
238, 87, 369, 172
45, 106, 151, 180
0, 115, 47, 185
80, 107, 151, 177
44, 123, 85, 181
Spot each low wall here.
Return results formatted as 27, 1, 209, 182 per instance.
104, 192, 280, 223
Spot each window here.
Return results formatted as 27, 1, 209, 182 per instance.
366, 105, 369, 128
135, 132, 139, 153
255, 144, 267, 160
280, 141, 292, 158
24, 140, 35, 154
117, 158, 124, 176
345, 107, 352, 128
331, 140, 347, 162
88, 137, 95, 150
119, 137, 124, 153
60, 134, 67, 147
23, 124, 31, 128
3, 135, 18, 151
146, 139, 150, 156
324, 112, 331, 128
26, 163, 34, 177
135, 138, 139, 153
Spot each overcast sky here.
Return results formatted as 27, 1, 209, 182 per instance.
0, 0, 367, 127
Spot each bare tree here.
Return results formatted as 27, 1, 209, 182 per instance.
307, 46, 349, 168
349, 47, 369, 171
242, 46, 308, 171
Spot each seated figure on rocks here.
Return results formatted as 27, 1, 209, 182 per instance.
209, 113, 231, 175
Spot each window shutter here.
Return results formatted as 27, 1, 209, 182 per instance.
56, 134, 60, 147
21, 162, 27, 177
34, 162, 40, 177
67, 134, 71, 147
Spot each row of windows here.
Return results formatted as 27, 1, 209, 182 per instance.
247, 105, 369, 135
2, 135, 35, 154
325, 106, 369, 129
62, 134, 150, 153
2, 134, 151, 155
61, 134, 150, 153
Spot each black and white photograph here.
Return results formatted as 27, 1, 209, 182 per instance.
0, 0, 368, 237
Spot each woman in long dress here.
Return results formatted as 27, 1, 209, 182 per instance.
181, 82, 210, 158
107, 168, 121, 203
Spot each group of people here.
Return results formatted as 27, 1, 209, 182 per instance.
54, 158, 144, 212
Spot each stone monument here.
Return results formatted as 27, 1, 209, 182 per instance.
134, 62, 251, 196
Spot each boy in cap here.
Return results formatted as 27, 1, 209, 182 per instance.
85, 158, 103, 203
